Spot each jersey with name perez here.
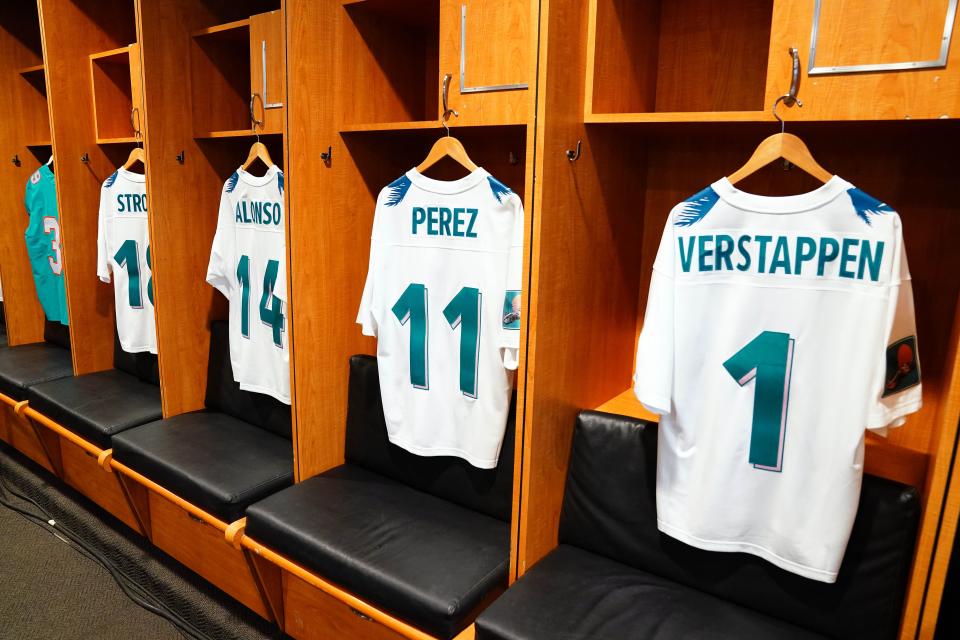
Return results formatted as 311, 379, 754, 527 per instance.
358, 168, 524, 469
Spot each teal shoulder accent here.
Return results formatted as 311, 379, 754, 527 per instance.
847, 187, 894, 226
675, 186, 720, 227
277, 171, 284, 195
104, 170, 119, 188
384, 174, 412, 207
487, 176, 512, 204
225, 171, 240, 194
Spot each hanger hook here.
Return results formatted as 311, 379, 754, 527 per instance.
441, 73, 458, 137
250, 93, 265, 142
771, 93, 803, 134
130, 107, 143, 146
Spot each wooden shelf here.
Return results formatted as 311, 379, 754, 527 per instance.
17, 63, 45, 76
194, 129, 281, 139
586, 111, 772, 124
25, 140, 52, 147
191, 18, 250, 38
89, 45, 133, 62
341, 120, 447, 133
96, 136, 137, 144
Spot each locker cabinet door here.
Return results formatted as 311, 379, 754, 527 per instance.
439, 0, 533, 126
250, 9, 285, 135
766, 0, 960, 120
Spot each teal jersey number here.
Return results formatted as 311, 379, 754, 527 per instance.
443, 287, 482, 398
392, 284, 430, 389
114, 240, 153, 308
237, 255, 251, 338
723, 331, 795, 471
114, 239, 147, 309
146, 245, 154, 305
393, 284, 483, 397
237, 255, 284, 347
259, 259, 285, 347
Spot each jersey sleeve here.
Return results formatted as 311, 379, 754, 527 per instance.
499, 195, 524, 370
866, 239, 922, 434
205, 190, 233, 297
356, 201, 383, 337
96, 188, 111, 283
633, 213, 676, 415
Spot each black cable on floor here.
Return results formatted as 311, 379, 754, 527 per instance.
0, 470, 211, 640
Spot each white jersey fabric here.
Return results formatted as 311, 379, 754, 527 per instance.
97, 167, 157, 354
357, 168, 523, 468
634, 176, 921, 583
207, 165, 289, 404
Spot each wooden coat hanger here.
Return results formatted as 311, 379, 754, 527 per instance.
728, 95, 832, 184
241, 140, 274, 171
416, 74, 477, 173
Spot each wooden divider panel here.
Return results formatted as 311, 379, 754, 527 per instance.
0, 3, 49, 345
38, 0, 141, 374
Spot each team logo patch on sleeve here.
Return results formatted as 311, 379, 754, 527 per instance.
502, 291, 521, 329
883, 336, 920, 397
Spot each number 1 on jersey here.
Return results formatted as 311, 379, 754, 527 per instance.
723, 331, 795, 472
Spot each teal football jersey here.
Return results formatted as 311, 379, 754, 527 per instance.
24, 164, 69, 325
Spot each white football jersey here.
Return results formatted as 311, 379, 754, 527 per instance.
357, 168, 524, 468
206, 165, 289, 404
634, 176, 921, 582
97, 168, 157, 354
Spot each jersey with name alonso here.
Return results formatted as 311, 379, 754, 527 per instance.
97, 167, 156, 353
206, 165, 289, 404
633, 176, 921, 583
357, 168, 524, 469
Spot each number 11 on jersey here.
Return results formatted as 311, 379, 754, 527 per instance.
723, 331, 795, 472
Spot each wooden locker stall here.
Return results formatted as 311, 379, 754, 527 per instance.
519, 1, 960, 639
137, 0, 285, 418
129, 0, 288, 619
0, 2, 50, 347
278, 0, 537, 636
11, 0, 156, 535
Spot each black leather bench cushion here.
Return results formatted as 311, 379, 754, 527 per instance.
0, 342, 73, 401
345, 354, 514, 522
475, 544, 824, 640
205, 321, 291, 439
559, 411, 921, 640
246, 464, 510, 639
27, 370, 162, 450
112, 411, 294, 523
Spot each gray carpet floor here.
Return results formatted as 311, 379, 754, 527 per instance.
0, 440, 285, 640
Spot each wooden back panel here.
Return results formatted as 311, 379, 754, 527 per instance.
39, 0, 140, 374
0, 4, 48, 346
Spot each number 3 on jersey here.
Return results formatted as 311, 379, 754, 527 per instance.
724, 331, 795, 472
43, 216, 63, 275
393, 284, 481, 398
237, 255, 285, 348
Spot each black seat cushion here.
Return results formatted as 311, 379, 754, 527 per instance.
558, 411, 921, 640
475, 544, 824, 640
205, 321, 291, 438
345, 354, 515, 522
246, 464, 510, 639
27, 370, 162, 450
0, 342, 73, 401
112, 412, 294, 523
